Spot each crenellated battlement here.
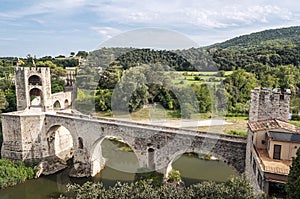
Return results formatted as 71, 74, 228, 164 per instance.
15, 66, 50, 73
249, 88, 291, 122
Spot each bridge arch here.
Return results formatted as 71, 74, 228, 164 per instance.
46, 125, 75, 161
165, 148, 239, 179
89, 135, 141, 176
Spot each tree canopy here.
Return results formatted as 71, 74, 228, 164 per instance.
286, 148, 300, 199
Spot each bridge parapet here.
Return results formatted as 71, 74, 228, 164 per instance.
2, 110, 247, 178
55, 111, 246, 143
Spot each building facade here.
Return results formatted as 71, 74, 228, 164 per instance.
246, 88, 300, 197
14, 66, 73, 112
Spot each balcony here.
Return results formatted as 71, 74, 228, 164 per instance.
252, 146, 291, 175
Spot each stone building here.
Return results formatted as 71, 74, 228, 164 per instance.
1, 67, 74, 164
249, 88, 291, 122
14, 66, 73, 112
246, 88, 300, 197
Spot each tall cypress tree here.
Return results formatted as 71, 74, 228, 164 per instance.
286, 148, 300, 199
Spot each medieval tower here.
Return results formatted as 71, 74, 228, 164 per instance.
14, 66, 74, 112
248, 88, 291, 122
15, 67, 53, 112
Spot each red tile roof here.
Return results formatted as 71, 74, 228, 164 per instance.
248, 119, 300, 134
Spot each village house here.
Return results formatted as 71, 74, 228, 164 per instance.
246, 88, 300, 197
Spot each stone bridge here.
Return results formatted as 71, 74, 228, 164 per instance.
1, 110, 247, 177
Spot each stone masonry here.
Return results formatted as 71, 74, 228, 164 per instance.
1, 66, 247, 178
1, 111, 247, 177
249, 88, 291, 122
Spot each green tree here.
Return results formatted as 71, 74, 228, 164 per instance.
0, 90, 8, 112
224, 69, 258, 113
192, 84, 211, 113
286, 148, 300, 199
59, 175, 256, 199
0, 159, 35, 189
181, 103, 194, 119
36, 61, 67, 93
76, 51, 89, 59
274, 65, 300, 93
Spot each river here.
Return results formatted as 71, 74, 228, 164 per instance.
0, 139, 236, 199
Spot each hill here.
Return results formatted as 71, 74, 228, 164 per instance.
209, 26, 300, 49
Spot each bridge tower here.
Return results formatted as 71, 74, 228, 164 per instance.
249, 88, 291, 122
15, 67, 53, 112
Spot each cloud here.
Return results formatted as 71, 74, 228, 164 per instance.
91, 26, 122, 38
0, 37, 17, 41
0, 0, 299, 56
86, 0, 298, 30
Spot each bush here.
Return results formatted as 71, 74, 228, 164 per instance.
226, 130, 248, 137
203, 154, 212, 160
167, 169, 181, 183
0, 159, 35, 189
291, 114, 300, 121
193, 76, 201, 81
60, 175, 256, 199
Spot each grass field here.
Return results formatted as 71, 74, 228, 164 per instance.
196, 116, 248, 135
95, 105, 248, 136
171, 71, 232, 87
290, 120, 300, 127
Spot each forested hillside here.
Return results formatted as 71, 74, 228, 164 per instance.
1, 26, 300, 119
209, 26, 300, 49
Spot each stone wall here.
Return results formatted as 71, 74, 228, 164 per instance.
51, 91, 72, 110
245, 129, 261, 193
249, 88, 291, 122
2, 111, 247, 177
45, 114, 247, 176
1, 113, 46, 161
15, 67, 53, 112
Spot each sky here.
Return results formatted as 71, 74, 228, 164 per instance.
0, 0, 299, 57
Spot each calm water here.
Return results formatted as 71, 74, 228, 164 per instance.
0, 139, 236, 199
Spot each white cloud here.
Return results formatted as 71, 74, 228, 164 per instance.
87, 0, 298, 30
91, 26, 122, 38
0, 0, 299, 56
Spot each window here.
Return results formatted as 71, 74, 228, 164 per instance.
261, 140, 266, 145
280, 94, 284, 100
273, 144, 281, 160
250, 152, 253, 163
253, 159, 256, 174
78, 137, 83, 149
257, 172, 263, 189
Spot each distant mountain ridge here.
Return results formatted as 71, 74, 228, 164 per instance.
209, 26, 300, 49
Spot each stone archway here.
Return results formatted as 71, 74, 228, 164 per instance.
28, 75, 42, 86
53, 100, 61, 110
89, 136, 141, 176
29, 88, 43, 107
165, 148, 238, 180
46, 125, 74, 161
64, 99, 69, 109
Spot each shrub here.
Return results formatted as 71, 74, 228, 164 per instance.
167, 169, 181, 183
291, 114, 300, 121
226, 130, 247, 137
60, 175, 256, 199
0, 159, 35, 189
